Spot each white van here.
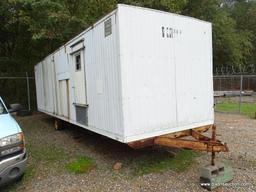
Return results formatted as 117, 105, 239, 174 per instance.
0, 97, 27, 187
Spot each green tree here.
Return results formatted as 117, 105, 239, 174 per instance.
227, 0, 256, 68
0, 0, 32, 73
117, 0, 187, 13
183, 0, 253, 69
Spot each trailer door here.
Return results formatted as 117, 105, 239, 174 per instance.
73, 50, 87, 105
59, 79, 70, 118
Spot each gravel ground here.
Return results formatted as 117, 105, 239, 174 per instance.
2, 112, 256, 192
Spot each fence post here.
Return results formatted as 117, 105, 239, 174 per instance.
239, 75, 243, 113
26, 72, 31, 111
219, 78, 222, 91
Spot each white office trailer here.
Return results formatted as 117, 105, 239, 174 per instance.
35, 4, 214, 144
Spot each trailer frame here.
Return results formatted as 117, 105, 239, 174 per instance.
128, 125, 228, 165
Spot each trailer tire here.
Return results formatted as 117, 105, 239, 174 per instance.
54, 119, 63, 130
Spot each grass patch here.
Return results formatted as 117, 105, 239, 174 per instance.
29, 145, 69, 162
215, 102, 256, 118
65, 156, 95, 174
133, 149, 200, 175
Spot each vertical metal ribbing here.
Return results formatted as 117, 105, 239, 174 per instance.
26, 72, 31, 111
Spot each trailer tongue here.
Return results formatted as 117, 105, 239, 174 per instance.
128, 125, 228, 165
129, 125, 233, 191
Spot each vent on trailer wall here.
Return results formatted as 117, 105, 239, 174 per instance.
104, 18, 112, 37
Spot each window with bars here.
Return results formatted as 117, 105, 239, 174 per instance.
75, 54, 81, 71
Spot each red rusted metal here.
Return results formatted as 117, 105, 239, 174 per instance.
153, 124, 228, 165
154, 137, 228, 152
211, 125, 216, 165
128, 124, 212, 149
128, 124, 228, 165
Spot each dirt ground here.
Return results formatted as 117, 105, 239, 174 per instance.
2, 112, 256, 192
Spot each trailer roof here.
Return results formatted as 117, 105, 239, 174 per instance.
37, 8, 118, 64
36, 4, 211, 65
118, 4, 211, 25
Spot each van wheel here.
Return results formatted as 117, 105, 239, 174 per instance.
54, 119, 63, 130
16, 173, 24, 182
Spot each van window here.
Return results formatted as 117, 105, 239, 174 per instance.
0, 100, 7, 115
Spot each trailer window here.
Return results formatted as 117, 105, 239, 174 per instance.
104, 18, 112, 37
75, 54, 81, 71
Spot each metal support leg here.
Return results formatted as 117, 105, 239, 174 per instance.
211, 125, 216, 166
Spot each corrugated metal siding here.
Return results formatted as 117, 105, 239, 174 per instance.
53, 48, 74, 119
174, 18, 214, 126
118, 5, 214, 142
43, 57, 53, 113
83, 13, 123, 139
35, 63, 44, 110
35, 56, 55, 114
35, 11, 124, 141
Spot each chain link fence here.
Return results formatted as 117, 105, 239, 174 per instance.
0, 70, 256, 118
214, 74, 256, 118
0, 72, 36, 110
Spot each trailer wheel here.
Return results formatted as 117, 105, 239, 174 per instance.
54, 119, 63, 130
